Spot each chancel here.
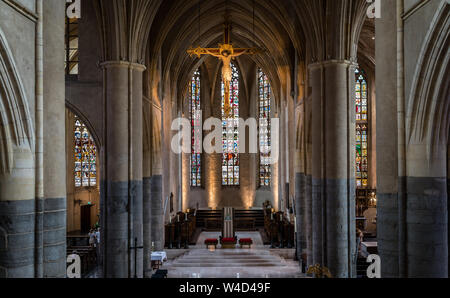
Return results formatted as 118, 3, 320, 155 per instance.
0, 0, 448, 279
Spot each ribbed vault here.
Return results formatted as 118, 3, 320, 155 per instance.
143, 0, 371, 109
147, 0, 307, 109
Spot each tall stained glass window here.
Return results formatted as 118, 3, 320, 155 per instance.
222, 62, 240, 186
258, 68, 271, 186
74, 116, 97, 187
190, 69, 202, 187
355, 69, 368, 188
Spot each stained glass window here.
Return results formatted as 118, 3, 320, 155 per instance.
355, 69, 369, 188
258, 68, 271, 186
65, 4, 79, 75
222, 62, 240, 186
74, 116, 97, 187
190, 69, 202, 187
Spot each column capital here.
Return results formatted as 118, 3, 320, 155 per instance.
308, 60, 358, 71
100, 60, 147, 72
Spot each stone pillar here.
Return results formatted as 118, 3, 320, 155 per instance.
42, 0, 67, 278
101, 61, 145, 278
295, 94, 313, 268
375, 0, 400, 278
143, 171, 151, 275
143, 109, 152, 276
0, 145, 35, 278
150, 96, 164, 251
34, 0, 44, 278
309, 60, 357, 278
294, 172, 305, 263
405, 142, 448, 277
305, 96, 313, 268
131, 66, 144, 278
310, 65, 324, 268
294, 102, 306, 266
150, 175, 163, 251
279, 102, 287, 212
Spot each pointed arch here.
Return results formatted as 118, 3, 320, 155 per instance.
407, 2, 450, 159
0, 28, 34, 174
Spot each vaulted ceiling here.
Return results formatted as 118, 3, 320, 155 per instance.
94, 0, 373, 106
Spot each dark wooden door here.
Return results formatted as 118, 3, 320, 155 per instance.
81, 205, 92, 233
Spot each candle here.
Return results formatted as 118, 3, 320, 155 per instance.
185, 213, 188, 221
294, 217, 297, 233
177, 215, 180, 222
169, 216, 171, 224
271, 213, 273, 220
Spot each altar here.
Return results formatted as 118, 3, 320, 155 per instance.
151, 251, 168, 270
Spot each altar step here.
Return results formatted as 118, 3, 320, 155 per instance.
162, 249, 302, 278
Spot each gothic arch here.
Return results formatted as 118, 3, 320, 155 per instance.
65, 101, 101, 149
407, 1, 450, 159
0, 28, 34, 175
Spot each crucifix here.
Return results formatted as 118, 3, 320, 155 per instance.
187, 21, 261, 116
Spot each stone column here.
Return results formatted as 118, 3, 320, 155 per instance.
405, 142, 448, 277
294, 99, 305, 266
309, 60, 357, 278
143, 103, 152, 276
305, 96, 313, 268
101, 61, 145, 278
131, 66, 144, 278
0, 144, 35, 278
295, 93, 313, 268
151, 101, 164, 251
150, 175, 163, 251
310, 64, 324, 268
375, 0, 400, 278
42, 0, 67, 278
294, 171, 304, 262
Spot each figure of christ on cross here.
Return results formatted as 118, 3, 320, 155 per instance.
187, 23, 261, 116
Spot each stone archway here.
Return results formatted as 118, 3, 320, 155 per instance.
0, 26, 36, 278
405, 1, 449, 278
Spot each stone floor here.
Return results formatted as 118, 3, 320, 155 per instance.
160, 232, 303, 278
84, 232, 304, 278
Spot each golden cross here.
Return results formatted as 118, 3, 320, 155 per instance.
187, 22, 261, 117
